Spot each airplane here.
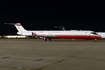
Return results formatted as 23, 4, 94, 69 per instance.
5, 23, 101, 42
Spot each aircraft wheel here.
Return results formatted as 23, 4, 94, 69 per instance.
43, 38, 47, 42
48, 39, 51, 41
95, 39, 97, 42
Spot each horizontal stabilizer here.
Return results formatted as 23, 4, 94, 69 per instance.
5, 23, 26, 32
4, 23, 22, 26
4, 23, 15, 25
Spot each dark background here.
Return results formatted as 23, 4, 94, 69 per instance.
0, 1, 105, 35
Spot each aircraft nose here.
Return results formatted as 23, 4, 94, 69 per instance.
97, 35, 101, 38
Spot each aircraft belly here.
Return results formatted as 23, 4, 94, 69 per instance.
54, 35, 96, 39
27, 34, 101, 39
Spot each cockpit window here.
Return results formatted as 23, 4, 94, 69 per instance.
91, 32, 98, 35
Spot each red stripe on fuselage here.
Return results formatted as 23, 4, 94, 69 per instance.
27, 35, 101, 39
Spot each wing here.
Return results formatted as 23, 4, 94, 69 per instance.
32, 32, 55, 38
37, 35, 55, 38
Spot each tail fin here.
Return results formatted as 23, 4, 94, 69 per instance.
14, 23, 27, 32
5, 23, 27, 32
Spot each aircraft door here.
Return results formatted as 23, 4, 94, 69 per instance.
89, 32, 91, 37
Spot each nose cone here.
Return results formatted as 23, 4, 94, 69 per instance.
97, 35, 101, 39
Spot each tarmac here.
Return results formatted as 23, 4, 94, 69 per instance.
0, 39, 105, 70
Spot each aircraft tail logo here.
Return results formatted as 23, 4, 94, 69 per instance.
14, 23, 26, 32
14, 23, 22, 26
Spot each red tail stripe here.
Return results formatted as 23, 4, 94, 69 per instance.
14, 23, 22, 26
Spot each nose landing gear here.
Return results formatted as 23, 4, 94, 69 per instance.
95, 39, 97, 42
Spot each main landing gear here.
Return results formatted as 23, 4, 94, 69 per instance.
43, 38, 51, 42
48, 39, 51, 41
43, 38, 47, 42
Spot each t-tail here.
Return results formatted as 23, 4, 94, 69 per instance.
5, 23, 27, 34
14, 23, 26, 32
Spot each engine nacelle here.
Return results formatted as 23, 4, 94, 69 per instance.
32, 32, 37, 38
17, 32, 22, 35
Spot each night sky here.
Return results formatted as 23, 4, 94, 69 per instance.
0, 1, 105, 35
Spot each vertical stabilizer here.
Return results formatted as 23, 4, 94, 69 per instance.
14, 23, 27, 32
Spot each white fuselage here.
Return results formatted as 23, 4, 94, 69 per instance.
14, 23, 101, 39
18, 30, 93, 36
17, 30, 101, 39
